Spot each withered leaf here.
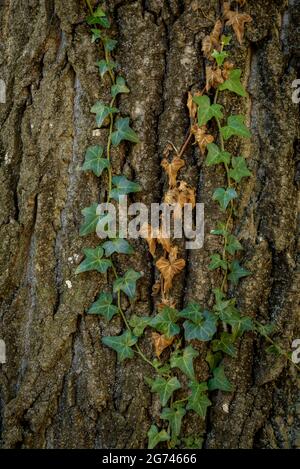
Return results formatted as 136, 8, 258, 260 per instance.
156, 256, 186, 293
223, 2, 252, 45
158, 297, 177, 310
178, 181, 196, 208
202, 20, 223, 59
164, 188, 180, 205
152, 332, 174, 357
152, 280, 161, 296
222, 61, 235, 80
187, 91, 197, 119
161, 156, 185, 188
206, 66, 224, 91
157, 227, 172, 253
140, 222, 157, 257
191, 124, 214, 155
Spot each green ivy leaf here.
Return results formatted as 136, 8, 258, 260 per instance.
91, 101, 119, 127
111, 117, 139, 146
221, 34, 232, 46
187, 381, 211, 418
255, 322, 276, 337
229, 156, 252, 183
179, 302, 202, 322
205, 143, 231, 166
147, 425, 170, 449
219, 69, 247, 97
87, 15, 110, 28
79, 203, 100, 236
93, 6, 106, 17
193, 95, 223, 126
208, 366, 234, 392
183, 311, 217, 342
213, 187, 238, 211
79, 204, 113, 237
228, 260, 251, 285
221, 115, 251, 140
91, 28, 102, 42
170, 345, 199, 380
212, 49, 229, 66
150, 306, 180, 338
102, 238, 134, 257
226, 234, 243, 256
110, 175, 141, 200
103, 37, 118, 52
82, 145, 110, 177
213, 288, 234, 315
151, 376, 181, 406
113, 269, 141, 299
212, 332, 237, 357
96, 59, 118, 78
227, 313, 253, 337
88, 292, 118, 320
75, 246, 112, 274
161, 406, 186, 438
208, 254, 228, 271
182, 435, 204, 449
102, 330, 138, 361
266, 344, 283, 356
111, 76, 130, 98
129, 315, 152, 337
210, 222, 228, 237
205, 350, 223, 371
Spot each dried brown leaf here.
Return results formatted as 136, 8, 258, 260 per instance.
202, 35, 213, 58
157, 227, 172, 253
202, 19, 223, 58
177, 181, 196, 208
140, 222, 157, 257
191, 124, 214, 155
161, 156, 185, 188
187, 91, 197, 120
211, 19, 223, 46
223, 2, 252, 44
151, 332, 174, 357
158, 297, 177, 309
222, 61, 235, 80
156, 256, 186, 293
152, 280, 161, 296
163, 143, 173, 159
206, 65, 224, 91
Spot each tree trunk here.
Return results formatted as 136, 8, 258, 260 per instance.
0, 0, 299, 449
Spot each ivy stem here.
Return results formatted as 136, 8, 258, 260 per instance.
178, 130, 192, 158
106, 95, 116, 201
111, 262, 158, 371
254, 321, 300, 372
111, 263, 130, 330
85, 0, 93, 15
172, 396, 189, 406
214, 99, 233, 295
134, 345, 157, 370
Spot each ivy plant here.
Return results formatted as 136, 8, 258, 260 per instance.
77, 1, 299, 451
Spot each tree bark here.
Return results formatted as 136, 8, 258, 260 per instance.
0, 0, 299, 449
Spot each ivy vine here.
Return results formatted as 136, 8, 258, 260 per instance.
77, 1, 299, 450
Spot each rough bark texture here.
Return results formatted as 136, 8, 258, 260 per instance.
0, 0, 299, 449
